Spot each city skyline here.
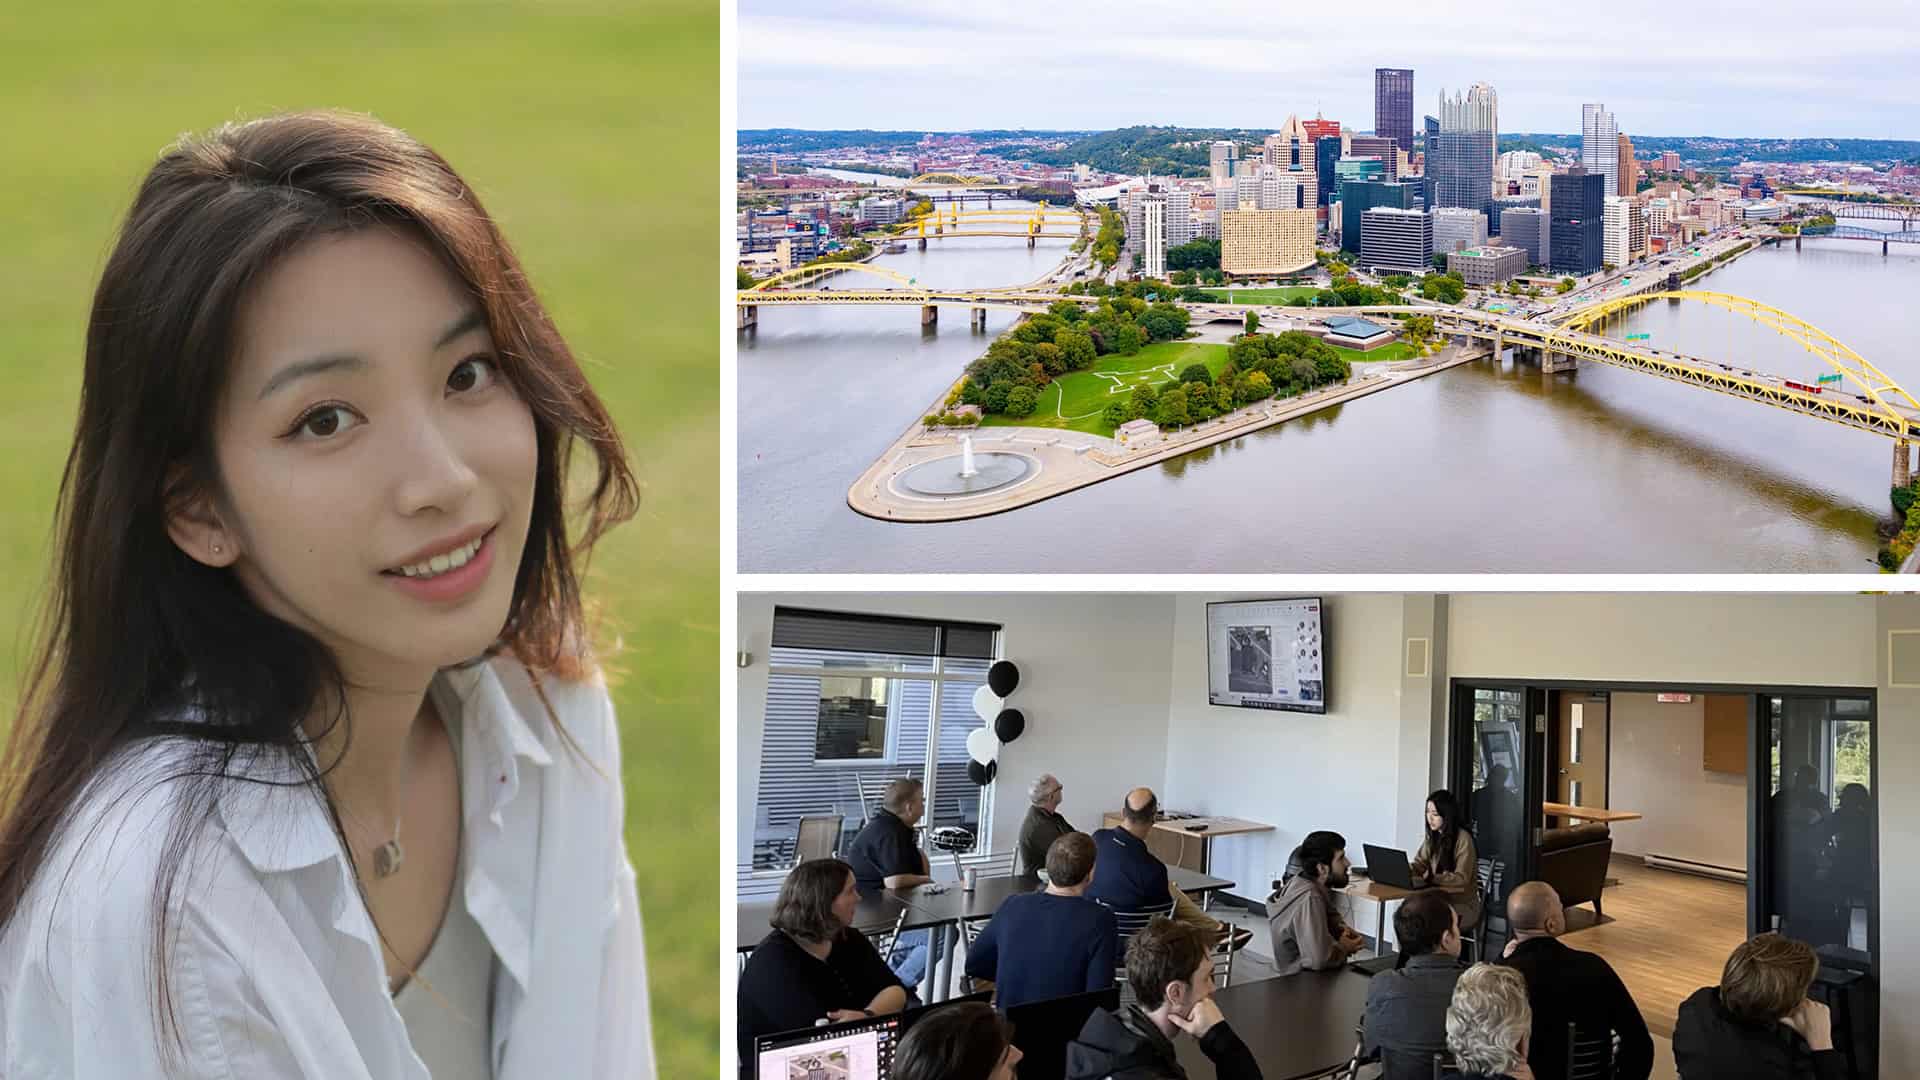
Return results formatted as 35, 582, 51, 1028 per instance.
738, 0, 1920, 139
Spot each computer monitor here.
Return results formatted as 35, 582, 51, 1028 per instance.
754, 1012, 902, 1080
1004, 986, 1121, 1080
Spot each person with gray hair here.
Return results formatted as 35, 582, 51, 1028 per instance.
1443, 963, 1537, 1079
1018, 773, 1073, 881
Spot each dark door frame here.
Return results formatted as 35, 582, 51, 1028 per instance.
1447, 676, 1879, 977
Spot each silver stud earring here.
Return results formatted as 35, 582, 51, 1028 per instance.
212, 545, 223, 554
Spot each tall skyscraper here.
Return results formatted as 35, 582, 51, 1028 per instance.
1374, 68, 1414, 155
1348, 136, 1401, 180
1359, 206, 1432, 272
1314, 136, 1343, 209
1164, 189, 1194, 247
1431, 130, 1495, 213
1603, 196, 1630, 269
1263, 115, 1317, 211
1144, 198, 1167, 279
1209, 140, 1239, 187
1551, 168, 1605, 274
1581, 104, 1620, 194
1439, 83, 1499, 197
1423, 115, 1440, 148
1617, 133, 1638, 196
1339, 179, 1417, 255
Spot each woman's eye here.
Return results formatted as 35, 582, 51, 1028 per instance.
449, 355, 498, 394
293, 405, 359, 440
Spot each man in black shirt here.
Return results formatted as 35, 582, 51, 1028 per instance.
844, 778, 937, 985
1066, 916, 1263, 1079
1498, 880, 1654, 1080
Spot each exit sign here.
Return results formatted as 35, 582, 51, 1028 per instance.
1817, 374, 1843, 384
1657, 693, 1694, 703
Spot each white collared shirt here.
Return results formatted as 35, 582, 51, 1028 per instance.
1, 656, 655, 1078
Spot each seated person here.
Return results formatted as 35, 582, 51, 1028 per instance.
1364, 888, 1465, 1078
1088, 787, 1252, 951
1497, 881, 1652, 1080
893, 1000, 1023, 1080
1412, 789, 1482, 932
1066, 917, 1263, 1080
965, 831, 1118, 1008
1441, 963, 1536, 1080
1672, 932, 1846, 1079
844, 778, 937, 985
736, 859, 909, 1075
1266, 830, 1366, 976
1019, 773, 1075, 881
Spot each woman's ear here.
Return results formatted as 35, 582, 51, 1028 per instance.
163, 465, 238, 568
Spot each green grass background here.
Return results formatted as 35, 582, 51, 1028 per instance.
0, 3, 718, 1076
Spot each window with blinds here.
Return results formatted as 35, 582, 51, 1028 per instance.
750, 608, 1001, 870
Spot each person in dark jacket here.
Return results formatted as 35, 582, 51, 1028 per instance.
1496, 881, 1653, 1080
1441, 963, 1536, 1080
1019, 773, 1075, 880
1066, 916, 1264, 1080
966, 831, 1118, 1008
736, 859, 909, 1076
1672, 932, 1846, 1080
1365, 888, 1465, 1078
894, 1001, 1024, 1080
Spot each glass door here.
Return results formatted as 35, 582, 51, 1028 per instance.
1450, 683, 1548, 927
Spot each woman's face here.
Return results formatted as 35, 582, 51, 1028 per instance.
989, 1041, 1024, 1080
178, 226, 538, 694
1426, 801, 1443, 832
830, 870, 859, 930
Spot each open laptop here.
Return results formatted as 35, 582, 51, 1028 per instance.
1006, 986, 1121, 1080
754, 1012, 903, 1080
1361, 843, 1417, 890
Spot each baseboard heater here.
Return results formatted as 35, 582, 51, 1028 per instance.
1643, 853, 1747, 884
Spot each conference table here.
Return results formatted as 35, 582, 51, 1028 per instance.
1340, 876, 1419, 955
1174, 967, 1371, 1080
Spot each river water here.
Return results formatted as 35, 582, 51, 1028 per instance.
739, 187, 1920, 572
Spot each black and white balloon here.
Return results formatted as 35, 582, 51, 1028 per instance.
967, 759, 998, 786
993, 708, 1025, 743
987, 660, 1021, 697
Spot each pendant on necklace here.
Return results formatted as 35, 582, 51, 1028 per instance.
374, 839, 405, 878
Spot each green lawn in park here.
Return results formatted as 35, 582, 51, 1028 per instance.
981, 341, 1232, 436
0, 5, 717, 1076
1337, 341, 1417, 364
1205, 286, 1322, 304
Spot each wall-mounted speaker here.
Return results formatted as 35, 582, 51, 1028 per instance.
1405, 637, 1431, 679
1890, 630, 1920, 688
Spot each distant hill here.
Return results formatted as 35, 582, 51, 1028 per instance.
1500, 133, 1920, 168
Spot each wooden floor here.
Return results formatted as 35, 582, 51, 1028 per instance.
1557, 856, 1747, 1039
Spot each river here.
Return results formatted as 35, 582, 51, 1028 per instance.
739, 187, 1920, 572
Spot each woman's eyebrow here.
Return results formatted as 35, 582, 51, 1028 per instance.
256, 308, 487, 402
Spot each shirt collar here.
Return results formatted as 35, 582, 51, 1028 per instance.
213, 659, 555, 876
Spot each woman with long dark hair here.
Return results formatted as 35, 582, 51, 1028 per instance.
1412, 789, 1482, 933
0, 110, 651, 1077
737, 859, 909, 1075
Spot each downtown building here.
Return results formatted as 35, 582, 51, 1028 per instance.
1359, 206, 1432, 273
1499, 206, 1548, 266
1581, 103, 1620, 194
1210, 140, 1240, 187
1375, 68, 1414, 156
1618, 133, 1638, 196
1437, 83, 1499, 199
1602, 197, 1648, 268
1264, 115, 1318, 208
1447, 245, 1528, 285
1348, 135, 1402, 180
1487, 194, 1540, 237
1551, 168, 1606, 275
1143, 199, 1168, 279
1338, 178, 1417, 255
1430, 129, 1495, 214
1432, 206, 1488, 254
1221, 207, 1317, 277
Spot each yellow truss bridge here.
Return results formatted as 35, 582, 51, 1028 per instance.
905, 173, 1019, 189
738, 276, 1920, 480
878, 205, 1090, 244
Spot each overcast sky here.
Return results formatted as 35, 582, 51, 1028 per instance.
738, 0, 1920, 140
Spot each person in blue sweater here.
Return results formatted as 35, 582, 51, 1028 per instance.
965, 831, 1118, 1008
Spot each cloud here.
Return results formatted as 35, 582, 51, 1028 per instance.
738, 0, 1920, 138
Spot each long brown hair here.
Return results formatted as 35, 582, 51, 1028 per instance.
0, 110, 637, 1062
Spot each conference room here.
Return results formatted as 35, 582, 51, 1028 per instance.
732, 592, 1914, 1079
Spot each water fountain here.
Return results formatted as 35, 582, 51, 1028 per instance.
894, 431, 1037, 499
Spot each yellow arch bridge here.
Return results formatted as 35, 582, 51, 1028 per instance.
875, 206, 1090, 247
738, 275, 1920, 484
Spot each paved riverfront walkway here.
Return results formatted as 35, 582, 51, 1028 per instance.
847, 343, 1483, 522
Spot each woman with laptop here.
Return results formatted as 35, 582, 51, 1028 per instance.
1411, 790, 1482, 934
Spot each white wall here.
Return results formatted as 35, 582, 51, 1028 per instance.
735, 594, 1178, 862
1163, 594, 1437, 902
1448, 594, 1878, 687
1875, 594, 1920, 1076
1607, 692, 1748, 872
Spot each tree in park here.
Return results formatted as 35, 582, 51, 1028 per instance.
1557, 278, 1576, 294
1236, 370, 1273, 405
1179, 363, 1213, 386
1054, 329, 1096, 370
1213, 381, 1235, 414
1290, 356, 1318, 387
1244, 309, 1260, 336
1139, 309, 1182, 342
1420, 273, 1466, 304
1130, 382, 1160, 415
1103, 399, 1135, 429
984, 380, 1012, 413
1402, 313, 1435, 353
1169, 269, 1196, 285
1033, 342, 1066, 375
1004, 385, 1039, 418
1154, 386, 1191, 428
736, 266, 756, 289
